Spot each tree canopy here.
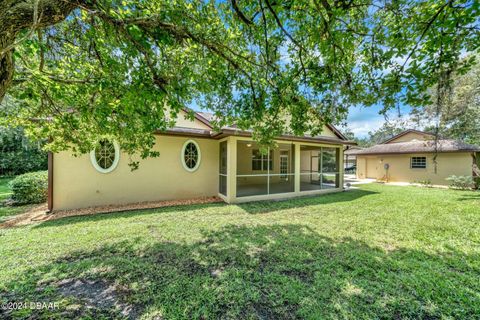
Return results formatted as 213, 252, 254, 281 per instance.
412, 54, 480, 145
0, 0, 478, 162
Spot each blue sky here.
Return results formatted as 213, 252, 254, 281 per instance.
345, 103, 413, 138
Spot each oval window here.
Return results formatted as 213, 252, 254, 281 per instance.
181, 140, 201, 172
90, 139, 120, 173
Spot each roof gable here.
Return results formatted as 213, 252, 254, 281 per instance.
171, 109, 212, 130
383, 129, 435, 144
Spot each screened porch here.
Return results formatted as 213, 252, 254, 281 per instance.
218, 138, 343, 202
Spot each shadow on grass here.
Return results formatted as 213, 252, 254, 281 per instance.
33, 189, 378, 229
456, 192, 480, 201
237, 189, 377, 214
2, 224, 479, 319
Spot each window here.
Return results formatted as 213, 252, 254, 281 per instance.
411, 157, 426, 169
252, 149, 273, 171
90, 139, 120, 173
182, 140, 201, 172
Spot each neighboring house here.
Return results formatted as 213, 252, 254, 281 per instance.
48, 110, 354, 211
344, 146, 363, 170
351, 129, 480, 185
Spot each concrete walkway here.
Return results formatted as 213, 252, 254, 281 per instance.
344, 174, 375, 186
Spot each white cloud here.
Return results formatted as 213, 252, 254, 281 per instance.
347, 118, 385, 137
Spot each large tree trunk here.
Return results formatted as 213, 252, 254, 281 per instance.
0, 0, 81, 102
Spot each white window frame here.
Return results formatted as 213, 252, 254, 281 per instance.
410, 156, 427, 169
181, 139, 201, 172
251, 149, 273, 171
90, 140, 120, 174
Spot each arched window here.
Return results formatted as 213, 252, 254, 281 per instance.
90, 139, 120, 173
181, 140, 201, 172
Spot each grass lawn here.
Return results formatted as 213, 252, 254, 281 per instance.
1, 184, 479, 319
0, 177, 13, 201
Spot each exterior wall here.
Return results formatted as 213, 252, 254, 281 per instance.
175, 109, 211, 129
320, 125, 338, 138
279, 113, 341, 139
387, 132, 434, 143
53, 135, 219, 210
356, 153, 473, 185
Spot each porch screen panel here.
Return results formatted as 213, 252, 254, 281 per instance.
322, 147, 340, 189
269, 143, 295, 194
300, 146, 322, 191
236, 141, 295, 197
300, 146, 340, 191
237, 141, 268, 197
219, 141, 227, 196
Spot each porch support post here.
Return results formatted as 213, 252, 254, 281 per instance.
227, 137, 237, 203
294, 143, 300, 193
339, 147, 344, 189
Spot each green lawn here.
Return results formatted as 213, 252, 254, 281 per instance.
0, 177, 13, 201
1, 184, 479, 319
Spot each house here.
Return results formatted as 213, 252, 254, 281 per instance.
48, 110, 354, 211
344, 146, 363, 171
350, 129, 480, 185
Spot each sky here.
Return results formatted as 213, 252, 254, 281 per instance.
345, 103, 413, 138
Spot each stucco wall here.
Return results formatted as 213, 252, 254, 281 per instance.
175, 110, 211, 129
53, 135, 219, 210
356, 153, 473, 185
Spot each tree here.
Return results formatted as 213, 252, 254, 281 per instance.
0, 0, 478, 164
0, 126, 47, 176
411, 54, 480, 145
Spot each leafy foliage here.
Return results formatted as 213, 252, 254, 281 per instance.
0, 126, 47, 176
446, 175, 475, 190
0, 0, 479, 162
412, 54, 480, 146
9, 171, 48, 204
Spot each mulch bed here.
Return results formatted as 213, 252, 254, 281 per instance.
0, 196, 224, 228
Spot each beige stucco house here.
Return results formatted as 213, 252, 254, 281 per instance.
351, 129, 480, 185
48, 110, 354, 211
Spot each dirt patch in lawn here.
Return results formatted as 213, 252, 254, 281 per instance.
0, 196, 223, 228
56, 278, 141, 319
0, 203, 48, 228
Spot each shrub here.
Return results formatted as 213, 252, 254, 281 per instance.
446, 175, 475, 190
414, 179, 432, 188
9, 171, 48, 204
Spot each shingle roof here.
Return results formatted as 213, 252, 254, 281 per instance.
196, 111, 216, 122
344, 147, 363, 155
349, 139, 480, 155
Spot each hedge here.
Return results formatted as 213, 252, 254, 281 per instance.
9, 171, 48, 205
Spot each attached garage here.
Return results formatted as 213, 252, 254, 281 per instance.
366, 157, 379, 179
350, 130, 480, 185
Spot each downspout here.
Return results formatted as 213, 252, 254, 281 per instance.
47, 151, 54, 212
